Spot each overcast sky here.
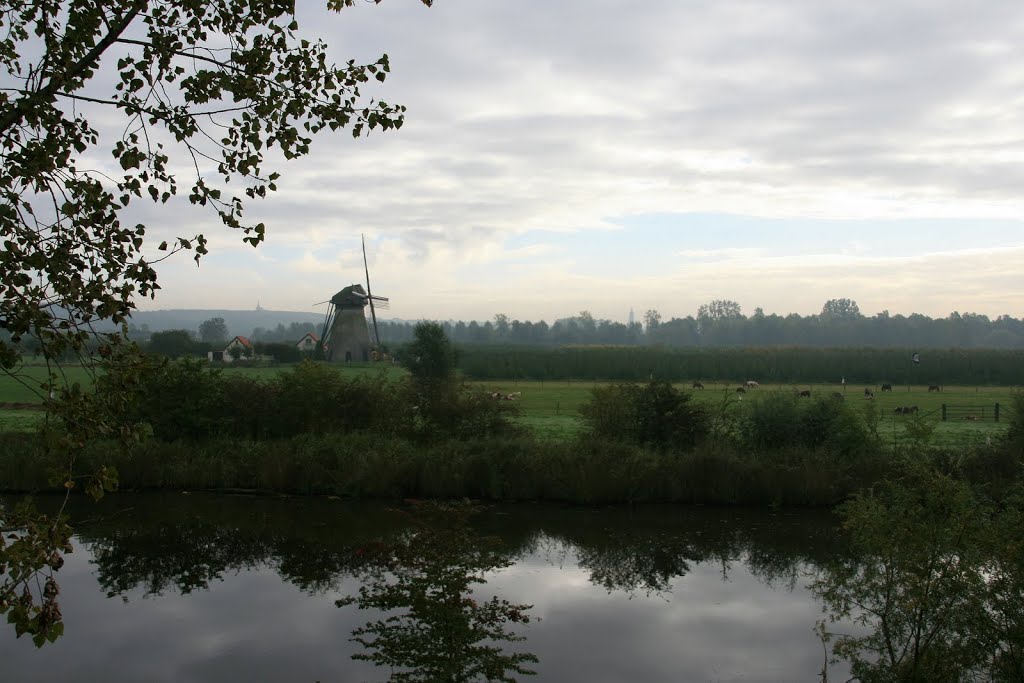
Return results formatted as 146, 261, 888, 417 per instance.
137, 0, 1024, 322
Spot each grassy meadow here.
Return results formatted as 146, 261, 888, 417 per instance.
475, 379, 1013, 447
1, 361, 1013, 447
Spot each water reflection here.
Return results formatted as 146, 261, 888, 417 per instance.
337, 503, 538, 681
2, 494, 846, 681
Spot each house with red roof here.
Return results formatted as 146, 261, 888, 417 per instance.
296, 332, 319, 354
207, 335, 254, 363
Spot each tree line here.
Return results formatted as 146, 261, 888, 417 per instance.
455, 345, 1024, 385
377, 299, 1024, 349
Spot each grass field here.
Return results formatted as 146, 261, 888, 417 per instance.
0, 363, 1015, 445
475, 379, 1014, 446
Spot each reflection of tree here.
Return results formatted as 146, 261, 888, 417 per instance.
0, 499, 71, 646
574, 531, 695, 596
88, 518, 269, 596
73, 495, 404, 598
337, 504, 538, 682
527, 508, 844, 597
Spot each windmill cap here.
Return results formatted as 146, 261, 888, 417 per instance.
331, 284, 369, 307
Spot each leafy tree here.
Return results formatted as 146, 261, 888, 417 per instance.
146, 329, 195, 358
697, 299, 742, 321
0, 0, 426, 375
198, 317, 229, 345
643, 309, 661, 333
403, 321, 458, 383
493, 313, 510, 340
0, 0, 432, 645
821, 298, 862, 319
813, 465, 1024, 682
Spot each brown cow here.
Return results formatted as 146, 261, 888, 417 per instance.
880, 383, 893, 392
799, 389, 811, 398
692, 381, 705, 390
928, 385, 941, 392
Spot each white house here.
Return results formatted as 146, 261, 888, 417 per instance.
208, 335, 254, 363
296, 332, 319, 354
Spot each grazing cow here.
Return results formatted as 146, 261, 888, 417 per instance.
831, 392, 844, 401
745, 380, 760, 389
864, 388, 874, 398
799, 389, 811, 398
928, 385, 941, 393
736, 387, 746, 393
880, 383, 892, 392
692, 381, 705, 390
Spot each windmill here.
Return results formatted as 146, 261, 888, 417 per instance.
316, 235, 389, 362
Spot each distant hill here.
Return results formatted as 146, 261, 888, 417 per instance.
129, 309, 324, 338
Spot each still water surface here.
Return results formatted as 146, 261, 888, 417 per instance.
1, 493, 850, 682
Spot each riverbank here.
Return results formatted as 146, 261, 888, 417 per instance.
3, 430, 1020, 506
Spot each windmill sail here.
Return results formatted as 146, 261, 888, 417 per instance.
363, 234, 381, 348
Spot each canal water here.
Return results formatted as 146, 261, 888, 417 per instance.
1, 493, 851, 681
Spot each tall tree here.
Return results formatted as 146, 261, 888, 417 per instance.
198, 317, 228, 344
146, 329, 194, 358
0, 0, 432, 645
821, 298, 862, 319
643, 309, 662, 333
0, 0, 428, 380
697, 299, 743, 321
404, 321, 457, 383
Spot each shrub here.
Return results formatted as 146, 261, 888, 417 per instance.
100, 356, 227, 440
406, 381, 521, 443
739, 392, 869, 456
271, 361, 408, 438
739, 391, 802, 450
579, 380, 709, 451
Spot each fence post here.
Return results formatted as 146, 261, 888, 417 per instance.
995, 402, 1000, 423
941, 404, 947, 422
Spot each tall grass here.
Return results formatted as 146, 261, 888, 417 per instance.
1, 371, 1019, 508
0, 431, 901, 506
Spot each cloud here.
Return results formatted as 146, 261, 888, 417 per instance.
98, 0, 1024, 319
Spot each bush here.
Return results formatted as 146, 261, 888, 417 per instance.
579, 380, 709, 451
271, 361, 408, 438
739, 391, 869, 456
99, 356, 227, 440
407, 381, 522, 443
1006, 391, 1024, 455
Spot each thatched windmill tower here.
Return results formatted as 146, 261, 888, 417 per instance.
317, 236, 389, 362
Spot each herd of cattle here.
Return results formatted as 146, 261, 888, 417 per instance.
688, 380, 937, 415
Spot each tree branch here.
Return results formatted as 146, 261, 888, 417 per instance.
0, 2, 146, 137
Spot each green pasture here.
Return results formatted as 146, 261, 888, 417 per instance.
0, 362, 1015, 446
0, 361, 405, 403
474, 379, 1014, 445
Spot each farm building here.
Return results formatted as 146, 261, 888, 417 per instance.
208, 335, 254, 363
296, 332, 319, 353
